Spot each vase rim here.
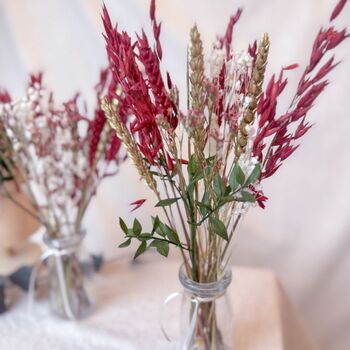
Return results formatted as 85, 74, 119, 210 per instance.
178, 264, 232, 299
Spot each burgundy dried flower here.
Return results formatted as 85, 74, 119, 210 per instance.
254, 8, 349, 182
217, 8, 242, 57
0, 90, 11, 103
86, 68, 126, 168
330, 0, 348, 21
29, 72, 43, 86
102, 2, 178, 166
105, 133, 122, 161
149, 0, 156, 21
130, 199, 147, 212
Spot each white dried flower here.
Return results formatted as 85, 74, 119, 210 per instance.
209, 47, 226, 78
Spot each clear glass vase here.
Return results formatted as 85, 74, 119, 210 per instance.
43, 231, 93, 320
178, 265, 233, 350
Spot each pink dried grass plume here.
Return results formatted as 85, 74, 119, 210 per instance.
215, 8, 242, 58
254, 4, 349, 182
330, 0, 348, 21
130, 199, 147, 212
102, 1, 177, 165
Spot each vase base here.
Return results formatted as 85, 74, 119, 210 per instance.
51, 295, 95, 320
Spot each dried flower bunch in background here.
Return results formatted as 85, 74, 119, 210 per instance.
102, 0, 348, 282
0, 91, 15, 184
0, 72, 126, 237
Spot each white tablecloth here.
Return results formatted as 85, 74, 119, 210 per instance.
0, 257, 317, 350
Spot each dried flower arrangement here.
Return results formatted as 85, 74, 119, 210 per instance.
0, 71, 125, 238
102, 0, 348, 346
0, 71, 126, 319
0, 92, 15, 185
102, 0, 348, 278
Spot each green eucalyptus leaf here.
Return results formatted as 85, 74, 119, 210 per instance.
246, 163, 261, 185
229, 164, 245, 191
224, 185, 232, 196
213, 174, 225, 197
150, 240, 169, 257
198, 192, 211, 216
152, 216, 161, 233
236, 167, 245, 185
188, 154, 198, 176
118, 238, 131, 248
119, 217, 128, 235
188, 173, 204, 188
229, 170, 238, 191
209, 217, 228, 240
154, 221, 170, 240
155, 223, 166, 237
133, 218, 142, 236
165, 229, 180, 245
241, 191, 256, 202
219, 196, 235, 205
158, 222, 180, 244
187, 173, 204, 197
126, 228, 135, 237
134, 241, 147, 259
155, 197, 180, 207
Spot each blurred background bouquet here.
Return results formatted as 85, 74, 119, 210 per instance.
0, 71, 125, 318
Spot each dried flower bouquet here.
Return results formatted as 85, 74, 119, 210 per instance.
0, 72, 125, 318
103, 0, 348, 279
0, 92, 15, 185
102, 0, 348, 347
0, 100, 40, 261
0, 72, 125, 238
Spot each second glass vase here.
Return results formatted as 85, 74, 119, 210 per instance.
44, 231, 93, 320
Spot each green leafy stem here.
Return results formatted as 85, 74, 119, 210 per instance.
118, 216, 191, 259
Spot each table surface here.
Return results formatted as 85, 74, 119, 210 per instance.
0, 257, 317, 350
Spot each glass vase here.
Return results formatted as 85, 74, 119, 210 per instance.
43, 231, 93, 320
178, 265, 233, 350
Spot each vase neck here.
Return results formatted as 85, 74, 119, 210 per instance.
178, 264, 232, 301
43, 230, 85, 251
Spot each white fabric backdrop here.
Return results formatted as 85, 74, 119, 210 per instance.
0, 0, 349, 349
